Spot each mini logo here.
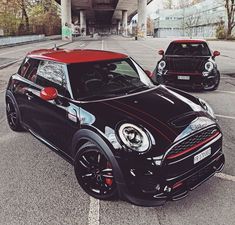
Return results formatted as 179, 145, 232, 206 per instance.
211, 129, 217, 135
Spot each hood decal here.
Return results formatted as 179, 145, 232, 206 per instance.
112, 99, 177, 137
102, 101, 173, 143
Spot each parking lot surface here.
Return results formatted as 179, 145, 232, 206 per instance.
0, 36, 235, 225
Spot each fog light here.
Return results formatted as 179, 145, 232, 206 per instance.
203, 72, 209, 77
164, 186, 172, 193
155, 184, 161, 191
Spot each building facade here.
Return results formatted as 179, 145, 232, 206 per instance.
154, 0, 227, 38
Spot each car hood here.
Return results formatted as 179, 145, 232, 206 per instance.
78, 86, 213, 150
164, 56, 211, 73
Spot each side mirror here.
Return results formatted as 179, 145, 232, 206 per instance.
158, 49, 164, 55
213, 51, 220, 57
145, 70, 152, 78
40, 87, 58, 101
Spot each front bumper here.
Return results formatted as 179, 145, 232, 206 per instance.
157, 71, 217, 89
116, 127, 225, 207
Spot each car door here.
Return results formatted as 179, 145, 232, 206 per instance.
22, 60, 80, 158
13, 57, 41, 127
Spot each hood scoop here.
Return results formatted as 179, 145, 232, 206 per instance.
170, 113, 198, 128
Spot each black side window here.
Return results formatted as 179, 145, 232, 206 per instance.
18, 58, 30, 77
18, 58, 40, 83
36, 61, 69, 96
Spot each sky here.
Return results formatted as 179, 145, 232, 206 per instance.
147, 0, 163, 14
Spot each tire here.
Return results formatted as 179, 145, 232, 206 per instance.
6, 96, 24, 132
203, 71, 220, 91
74, 142, 118, 200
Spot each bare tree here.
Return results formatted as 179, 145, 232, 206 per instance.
177, 0, 202, 8
185, 13, 201, 38
163, 0, 174, 9
225, 0, 235, 38
147, 16, 154, 36
20, 0, 30, 32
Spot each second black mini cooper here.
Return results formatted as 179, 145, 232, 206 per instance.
154, 40, 221, 91
6, 49, 224, 206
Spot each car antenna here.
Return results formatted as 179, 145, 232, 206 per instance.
53, 44, 59, 51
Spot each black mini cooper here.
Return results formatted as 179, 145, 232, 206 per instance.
6, 48, 225, 206
154, 40, 221, 91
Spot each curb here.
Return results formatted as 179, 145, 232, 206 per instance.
0, 35, 62, 49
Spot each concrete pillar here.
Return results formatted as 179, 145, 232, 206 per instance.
117, 20, 121, 35
122, 10, 128, 36
138, 0, 147, 38
80, 10, 87, 36
61, 0, 72, 41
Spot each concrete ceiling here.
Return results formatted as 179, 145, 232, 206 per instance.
57, 0, 152, 24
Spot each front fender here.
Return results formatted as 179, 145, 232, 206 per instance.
71, 126, 125, 185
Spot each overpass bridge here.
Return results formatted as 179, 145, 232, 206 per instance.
57, 0, 152, 39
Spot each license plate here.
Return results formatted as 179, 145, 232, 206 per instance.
178, 76, 190, 80
194, 147, 211, 164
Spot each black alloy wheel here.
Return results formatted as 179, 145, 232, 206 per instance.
203, 72, 220, 91
6, 97, 23, 131
74, 143, 117, 200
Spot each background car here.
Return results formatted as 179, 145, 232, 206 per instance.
5, 48, 225, 206
154, 40, 221, 91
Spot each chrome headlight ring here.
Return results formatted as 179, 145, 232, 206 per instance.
158, 61, 166, 70
117, 123, 151, 153
205, 61, 214, 72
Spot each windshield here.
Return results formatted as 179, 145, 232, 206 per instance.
165, 42, 211, 56
68, 58, 155, 100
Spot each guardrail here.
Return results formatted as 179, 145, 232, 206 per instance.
0, 34, 46, 46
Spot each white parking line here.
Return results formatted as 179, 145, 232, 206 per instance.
215, 90, 235, 94
88, 197, 100, 225
0, 116, 6, 124
221, 76, 235, 79
216, 114, 235, 120
215, 173, 235, 182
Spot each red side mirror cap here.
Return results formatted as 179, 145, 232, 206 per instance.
145, 70, 152, 78
40, 87, 58, 101
158, 49, 164, 55
213, 51, 220, 57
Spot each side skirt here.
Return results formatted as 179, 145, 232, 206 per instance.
28, 128, 74, 165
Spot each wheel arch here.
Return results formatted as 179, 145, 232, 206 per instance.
72, 126, 125, 186
5, 90, 23, 122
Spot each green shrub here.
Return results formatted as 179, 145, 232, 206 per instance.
216, 23, 226, 39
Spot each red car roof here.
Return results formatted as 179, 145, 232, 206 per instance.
172, 39, 206, 44
27, 49, 128, 64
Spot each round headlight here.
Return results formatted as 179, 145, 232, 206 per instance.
199, 98, 216, 119
118, 123, 150, 153
158, 61, 166, 70
205, 62, 213, 72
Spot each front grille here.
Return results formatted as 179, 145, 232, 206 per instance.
167, 127, 219, 159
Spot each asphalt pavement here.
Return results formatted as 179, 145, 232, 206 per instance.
0, 36, 235, 225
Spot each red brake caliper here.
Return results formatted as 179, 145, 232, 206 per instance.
105, 162, 113, 186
